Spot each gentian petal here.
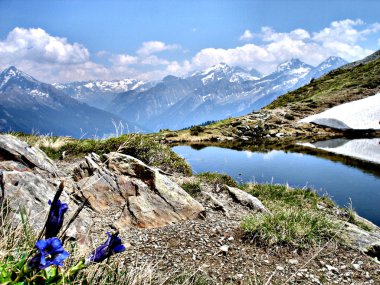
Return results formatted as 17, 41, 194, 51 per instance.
53, 250, 70, 266
35, 239, 48, 252
113, 244, 126, 253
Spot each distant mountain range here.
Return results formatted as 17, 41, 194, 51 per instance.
107, 56, 347, 131
0, 56, 347, 136
53, 78, 148, 110
0, 66, 125, 138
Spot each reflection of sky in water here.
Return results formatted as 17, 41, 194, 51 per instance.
173, 145, 380, 226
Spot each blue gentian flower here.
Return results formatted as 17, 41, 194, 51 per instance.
28, 238, 70, 270
45, 199, 68, 238
88, 232, 126, 263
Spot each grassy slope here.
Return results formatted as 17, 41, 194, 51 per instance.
265, 56, 380, 118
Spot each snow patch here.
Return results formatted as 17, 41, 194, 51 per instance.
299, 93, 380, 130
29, 89, 49, 98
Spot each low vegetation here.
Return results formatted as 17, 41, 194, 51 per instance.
181, 182, 202, 197
241, 184, 340, 247
196, 172, 238, 188
266, 57, 380, 111
16, 133, 192, 176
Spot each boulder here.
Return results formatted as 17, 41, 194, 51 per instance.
1, 170, 91, 243
224, 185, 268, 212
73, 152, 205, 228
0, 134, 59, 176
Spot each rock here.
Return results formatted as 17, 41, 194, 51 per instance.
287, 258, 299, 265
276, 265, 284, 271
342, 220, 380, 259
73, 152, 204, 228
326, 265, 339, 273
1, 170, 91, 242
0, 134, 59, 176
224, 185, 268, 212
203, 192, 228, 214
220, 245, 229, 253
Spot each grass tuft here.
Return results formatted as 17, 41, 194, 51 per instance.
196, 172, 238, 188
241, 184, 339, 247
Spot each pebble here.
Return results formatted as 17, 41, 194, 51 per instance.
220, 245, 229, 253
288, 258, 299, 265
276, 265, 284, 271
326, 264, 339, 273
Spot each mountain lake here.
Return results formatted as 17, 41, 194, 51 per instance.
172, 138, 380, 226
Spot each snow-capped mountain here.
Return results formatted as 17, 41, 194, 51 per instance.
53, 78, 146, 110
108, 56, 346, 131
0, 66, 126, 137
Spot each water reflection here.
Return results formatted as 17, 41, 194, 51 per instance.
173, 143, 380, 226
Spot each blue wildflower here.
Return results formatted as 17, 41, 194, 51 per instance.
88, 232, 126, 263
28, 238, 70, 270
45, 199, 68, 238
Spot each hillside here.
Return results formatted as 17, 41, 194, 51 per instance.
159, 50, 380, 143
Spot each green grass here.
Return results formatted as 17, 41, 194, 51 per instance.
33, 134, 192, 176
181, 182, 203, 197
266, 57, 380, 110
241, 184, 339, 248
196, 172, 238, 188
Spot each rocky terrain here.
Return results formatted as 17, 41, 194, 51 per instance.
1, 134, 380, 284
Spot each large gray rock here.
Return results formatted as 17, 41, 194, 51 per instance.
1, 170, 91, 242
73, 152, 205, 228
224, 185, 268, 212
0, 134, 59, 176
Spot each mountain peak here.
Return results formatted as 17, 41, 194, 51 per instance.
316, 56, 347, 72
276, 58, 305, 71
1, 66, 35, 83
320, 56, 347, 65
202, 62, 231, 75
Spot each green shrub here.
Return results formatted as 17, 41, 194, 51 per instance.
181, 182, 202, 197
196, 172, 238, 188
189, 126, 204, 136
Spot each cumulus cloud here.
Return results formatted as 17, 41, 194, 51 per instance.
185, 19, 379, 74
0, 27, 90, 64
0, 27, 108, 82
239, 29, 253, 41
1, 19, 379, 82
137, 41, 179, 56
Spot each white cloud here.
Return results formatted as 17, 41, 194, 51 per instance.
1, 19, 379, 82
184, 19, 379, 75
0, 27, 89, 64
110, 54, 139, 65
137, 41, 179, 56
239, 29, 253, 41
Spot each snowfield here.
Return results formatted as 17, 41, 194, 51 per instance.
299, 93, 380, 130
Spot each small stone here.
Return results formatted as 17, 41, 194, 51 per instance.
220, 245, 229, 253
276, 265, 284, 271
263, 259, 270, 264
326, 265, 339, 273
352, 263, 361, 270
288, 258, 299, 265
228, 236, 234, 241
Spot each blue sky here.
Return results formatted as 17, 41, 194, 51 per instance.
1, 0, 380, 82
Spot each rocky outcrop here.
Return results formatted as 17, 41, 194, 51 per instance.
0, 134, 59, 176
1, 166, 91, 242
0, 135, 205, 244
224, 185, 268, 212
72, 152, 205, 228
